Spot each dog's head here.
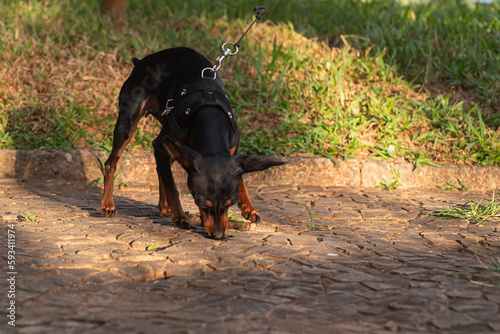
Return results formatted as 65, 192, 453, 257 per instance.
162, 138, 285, 239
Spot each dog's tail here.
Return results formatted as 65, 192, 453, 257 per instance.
132, 57, 140, 66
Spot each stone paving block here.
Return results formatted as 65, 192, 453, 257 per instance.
16, 247, 62, 259
368, 260, 403, 271
200, 269, 234, 281
328, 269, 382, 283
268, 262, 311, 275
232, 273, 278, 286
446, 289, 483, 299
15, 290, 42, 303
244, 281, 272, 292
86, 271, 125, 284
391, 267, 429, 275
268, 303, 311, 319
309, 206, 333, 217
431, 309, 481, 329
166, 251, 219, 265
109, 249, 163, 262
241, 292, 293, 305
270, 286, 322, 301
488, 322, 500, 331
128, 236, 162, 250
17, 326, 60, 334
74, 246, 114, 260
23, 257, 71, 269
264, 233, 295, 246
317, 293, 366, 307
206, 284, 243, 299
261, 247, 307, 261
151, 276, 191, 289
409, 280, 439, 289
252, 257, 286, 269
165, 262, 208, 277
363, 281, 400, 291
100, 241, 130, 250
485, 294, 500, 304
331, 210, 363, 220
352, 304, 386, 316
276, 271, 322, 284
450, 298, 499, 313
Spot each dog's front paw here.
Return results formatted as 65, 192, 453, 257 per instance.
101, 199, 116, 216
239, 204, 261, 223
158, 202, 172, 218
172, 215, 191, 229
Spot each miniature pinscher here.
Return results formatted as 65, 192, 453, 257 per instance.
100, 47, 285, 239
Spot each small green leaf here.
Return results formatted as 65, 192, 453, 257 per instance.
20, 210, 37, 222
228, 210, 247, 222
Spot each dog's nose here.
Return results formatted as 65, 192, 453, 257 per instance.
211, 229, 225, 240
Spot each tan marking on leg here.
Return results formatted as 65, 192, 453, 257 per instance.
238, 178, 259, 221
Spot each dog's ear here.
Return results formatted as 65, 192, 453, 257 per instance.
233, 154, 286, 175
132, 57, 140, 66
162, 137, 200, 172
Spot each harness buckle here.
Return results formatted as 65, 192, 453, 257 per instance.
161, 99, 174, 117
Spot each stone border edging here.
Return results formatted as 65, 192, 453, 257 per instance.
0, 149, 497, 190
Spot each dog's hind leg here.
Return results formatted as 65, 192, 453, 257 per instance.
101, 89, 158, 216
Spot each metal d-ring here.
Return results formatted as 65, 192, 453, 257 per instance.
201, 67, 217, 80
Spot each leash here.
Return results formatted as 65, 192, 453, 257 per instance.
201, 2, 271, 79
154, 4, 271, 143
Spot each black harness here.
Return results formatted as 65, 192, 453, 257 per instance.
157, 75, 240, 149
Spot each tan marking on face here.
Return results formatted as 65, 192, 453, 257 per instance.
200, 210, 214, 235
206, 200, 213, 208
220, 210, 229, 232
224, 199, 232, 207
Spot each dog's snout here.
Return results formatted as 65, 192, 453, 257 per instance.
200, 206, 229, 239
211, 229, 225, 240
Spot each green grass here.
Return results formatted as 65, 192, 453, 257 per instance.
293, 199, 330, 231
0, 0, 499, 166
437, 177, 469, 191
486, 258, 500, 276
426, 192, 500, 224
163, 0, 500, 102
474, 257, 500, 289
379, 165, 402, 191
91, 154, 126, 188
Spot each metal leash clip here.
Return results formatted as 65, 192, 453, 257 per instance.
201, 1, 270, 79
214, 42, 239, 71
201, 42, 239, 79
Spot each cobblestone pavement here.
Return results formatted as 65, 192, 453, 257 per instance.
1, 178, 499, 333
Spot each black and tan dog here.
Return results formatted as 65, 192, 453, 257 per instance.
100, 47, 285, 239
